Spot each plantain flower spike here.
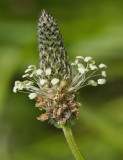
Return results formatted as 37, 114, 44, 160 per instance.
13, 10, 107, 126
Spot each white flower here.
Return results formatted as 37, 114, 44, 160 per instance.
13, 55, 107, 102
28, 93, 37, 99
78, 67, 86, 74
36, 69, 43, 75
89, 64, 97, 70
99, 63, 107, 68
84, 57, 92, 62
97, 79, 106, 85
51, 78, 59, 85
40, 79, 47, 85
76, 56, 84, 59
45, 68, 51, 75
102, 71, 106, 77
88, 80, 97, 86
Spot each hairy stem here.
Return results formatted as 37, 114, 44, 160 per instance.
62, 124, 85, 160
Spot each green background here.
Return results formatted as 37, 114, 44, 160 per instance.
0, 0, 123, 160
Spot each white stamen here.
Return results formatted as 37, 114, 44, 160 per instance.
36, 69, 43, 75
18, 83, 24, 90
88, 80, 97, 86
51, 78, 59, 85
77, 63, 84, 68
75, 60, 78, 64
71, 63, 76, 66
28, 65, 36, 69
40, 79, 47, 85
28, 93, 37, 99
97, 79, 106, 85
99, 63, 107, 68
15, 81, 21, 86
45, 68, 51, 75
102, 71, 106, 77
89, 60, 95, 64
25, 68, 32, 73
78, 67, 86, 74
30, 73, 34, 77
25, 81, 33, 86
13, 87, 17, 93
84, 57, 92, 62
76, 56, 84, 59
22, 74, 30, 78
89, 64, 97, 70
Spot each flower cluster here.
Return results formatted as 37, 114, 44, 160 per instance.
13, 10, 107, 125
13, 57, 106, 96
69, 56, 107, 92
13, 64, 69, 98
13, 56, 106, 125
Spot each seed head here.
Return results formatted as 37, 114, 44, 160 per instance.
13, 10, 107, 126
37, 9, 71, 85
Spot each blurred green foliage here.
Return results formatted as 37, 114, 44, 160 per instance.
0, 0, 123, 160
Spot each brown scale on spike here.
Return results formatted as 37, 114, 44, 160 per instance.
35, 90, 81, 125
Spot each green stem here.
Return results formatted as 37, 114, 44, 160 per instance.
62, 124, 85, 160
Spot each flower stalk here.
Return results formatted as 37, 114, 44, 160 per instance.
62, 124, 85, 160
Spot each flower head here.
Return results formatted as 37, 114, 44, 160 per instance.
13, 9, 107, 126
